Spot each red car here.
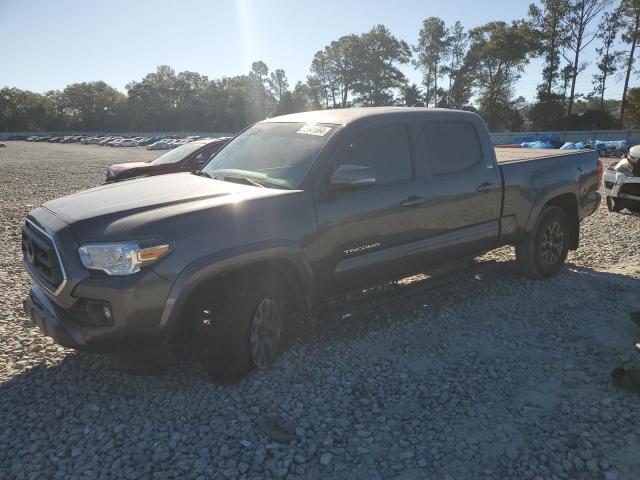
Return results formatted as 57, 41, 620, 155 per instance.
106, 137, 232, 183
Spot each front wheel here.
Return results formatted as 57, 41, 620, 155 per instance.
516, 206, 569, 279
197, 273, 291, 383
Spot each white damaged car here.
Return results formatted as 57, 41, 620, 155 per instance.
604, 144, 640, 213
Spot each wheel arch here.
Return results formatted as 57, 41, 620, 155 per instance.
526, 187, 580, 250
157, 244, 316, 337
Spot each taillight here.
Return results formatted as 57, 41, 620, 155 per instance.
597, 159, 603, 184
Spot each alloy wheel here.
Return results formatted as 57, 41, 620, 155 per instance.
539, 221, 564, 266
249, 297, 282, 369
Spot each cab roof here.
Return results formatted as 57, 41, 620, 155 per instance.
193, 136, 232, 146
262, 107, 480, 126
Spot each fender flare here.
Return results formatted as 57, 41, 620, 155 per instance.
157, 241, 316, 335
524, 182, 578, 234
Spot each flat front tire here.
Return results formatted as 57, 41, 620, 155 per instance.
198, 273, 291, 383
516, 206, 569, 279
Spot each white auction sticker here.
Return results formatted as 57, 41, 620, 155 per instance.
296, 124, 332, 136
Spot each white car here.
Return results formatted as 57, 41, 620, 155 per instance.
98, 137, 117, 146
604, 144, 640, 213
114, 139, 139, 147
107, 138, 125, 147
147, 140, 172, 150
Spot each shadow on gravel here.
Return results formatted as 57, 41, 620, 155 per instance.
1, 262, 639, 478
2, 263, 638, 393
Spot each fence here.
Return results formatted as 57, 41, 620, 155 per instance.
490, 130, 640, 146
3, 129, 640, 146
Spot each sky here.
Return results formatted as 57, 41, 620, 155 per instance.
0, 0, 634, 102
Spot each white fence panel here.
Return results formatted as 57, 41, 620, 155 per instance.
490, 130, 640, 145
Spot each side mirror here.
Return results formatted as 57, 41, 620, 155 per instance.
329, 164, 376, 189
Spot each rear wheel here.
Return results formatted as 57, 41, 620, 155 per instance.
516, 206, 569, 279
196, 272, 291, 383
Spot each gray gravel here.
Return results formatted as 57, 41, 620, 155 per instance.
1, 142, 639, 480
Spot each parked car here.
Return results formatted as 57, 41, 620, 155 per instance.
0, 142, 6, 147
82, 137, 101, 144
21, 107, 601, 381
167, 138, 185, 147
113, 139, 139, 147
107, 138, 125, 147
106, 137, 231, 182
147, 140, 173, 150
604, 144, 640, 213
137, 137, 159, 146
99, 136, 117, 146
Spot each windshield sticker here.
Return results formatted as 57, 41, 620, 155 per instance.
296, 124, 332, 136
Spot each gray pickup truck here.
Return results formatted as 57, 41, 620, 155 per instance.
22, 107, 601, 381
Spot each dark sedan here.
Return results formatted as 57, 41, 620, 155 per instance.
105, 137, 232, 183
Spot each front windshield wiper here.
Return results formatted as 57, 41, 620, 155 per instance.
192, 170, 217, 179
217, 174, 266, 188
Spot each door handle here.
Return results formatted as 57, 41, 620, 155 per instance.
400, 195, 425, 207
476, 182, 495, 193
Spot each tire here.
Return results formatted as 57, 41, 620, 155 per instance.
197, 272, 291, 384
515, 206, 569, 279
606, 195, 623, 212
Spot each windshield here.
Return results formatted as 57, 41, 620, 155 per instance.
202, 122, 337, 188
151, 142, 204, 165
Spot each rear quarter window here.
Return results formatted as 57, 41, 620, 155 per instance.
422, 122, 483, 176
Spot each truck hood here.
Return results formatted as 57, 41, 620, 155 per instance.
43, 172, 292, 240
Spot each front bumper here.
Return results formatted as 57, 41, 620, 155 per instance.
603, 169, 640, 202
24, 285, 100, 351
23, 268, 174, 352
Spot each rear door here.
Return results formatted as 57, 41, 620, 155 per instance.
420, 121, 501, 259
314, 122, 428, 293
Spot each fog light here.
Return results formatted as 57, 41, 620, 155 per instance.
101, 305, 112, 322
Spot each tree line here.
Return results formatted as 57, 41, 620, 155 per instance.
1, 0, 639, 133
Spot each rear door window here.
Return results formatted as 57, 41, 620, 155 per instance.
339, 124, 413, 184
422, 122, 483, 175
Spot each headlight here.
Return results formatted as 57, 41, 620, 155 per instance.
78, 243, 170, 275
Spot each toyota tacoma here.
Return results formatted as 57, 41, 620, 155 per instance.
21, 107, 601, 382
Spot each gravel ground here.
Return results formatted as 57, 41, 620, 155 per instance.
1, 142, 639, 480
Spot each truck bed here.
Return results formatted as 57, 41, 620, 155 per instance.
495, 148, 587, 164
496, 146, 600, 243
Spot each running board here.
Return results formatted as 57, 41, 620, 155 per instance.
320, 258, 512, 322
